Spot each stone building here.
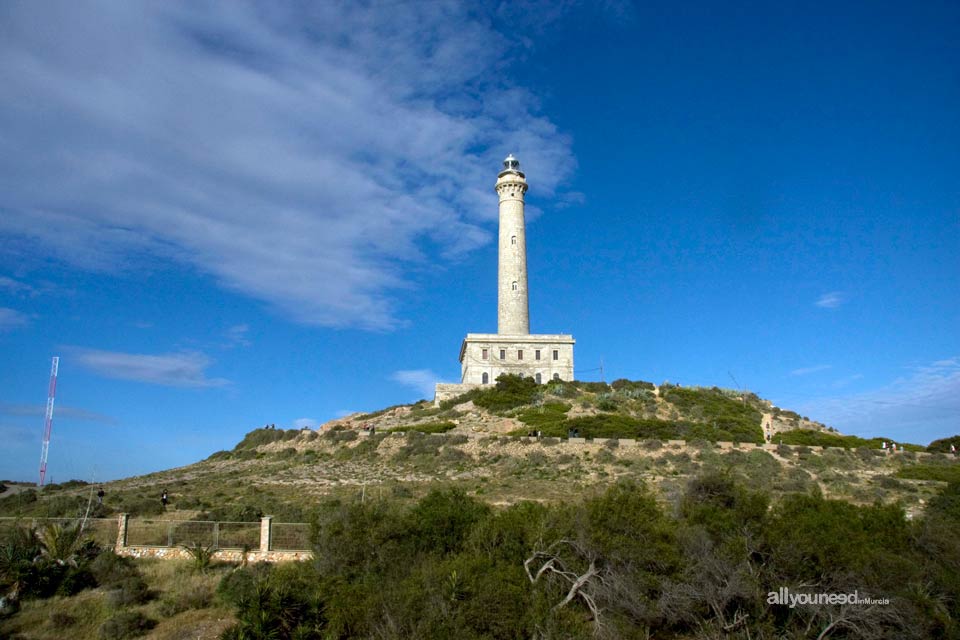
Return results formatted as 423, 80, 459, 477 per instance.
435, 155, 575, 403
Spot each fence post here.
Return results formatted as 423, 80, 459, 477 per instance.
116, 513, 129, 551
167, 522, 174, 547
213, 522, 219, 549
260, 516, 273, 554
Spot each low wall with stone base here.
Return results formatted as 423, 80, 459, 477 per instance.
113, 514, 311, 563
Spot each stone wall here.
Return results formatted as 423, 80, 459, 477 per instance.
113, 513, 312, 563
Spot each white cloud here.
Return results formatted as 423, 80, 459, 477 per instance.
0, 276, 34, 295
0, 307, 29, 331
795, 358, 960, 443
293, 418, 318, 429
391, 369, 444, 399
224, 324, 251, 348
815, 291, 844, 308
831, 373, 864, 389
0, 403, 117, 425
0, 3, 576, 330
69, 348, 229, 388
790, 364, 832, 376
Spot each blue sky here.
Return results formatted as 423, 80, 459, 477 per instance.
1, 1, 957, 482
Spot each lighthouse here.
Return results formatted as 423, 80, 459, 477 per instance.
496, 154, 530, 335
435, 155, 575, 403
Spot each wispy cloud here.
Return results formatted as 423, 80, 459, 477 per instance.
832, 373, 864, 389
0, 307, 29, 331
795, 358, 960, 443
391, 369, 443, 399
790, 364, 832, 376
0, 424, 34, 446
0, 276, 34, 295
69, 348, 229, 388
0, 3, 576, 330
815, 291, 845, 308
0, 403, 117, 425
223, 324, 251, 348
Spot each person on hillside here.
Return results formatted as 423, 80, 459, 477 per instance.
161, 491, 169, 509
97, 487, 105, 504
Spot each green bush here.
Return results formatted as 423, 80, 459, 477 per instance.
516, 403, 570, 431
324, 429, 359, 442
89, 551, 140, 588
388, 421, 457, 434
98, 611, 156, 640
660, 386, 763, 442
472, 374, 539, 412
233, 427, 300, 451
106, 575, 152, 607
158, 579, 212, 617
928, 435, 960, 454
610, 379, 655, 391
897, 465, 960, 483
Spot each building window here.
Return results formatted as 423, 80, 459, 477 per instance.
482, 372, 489, 384
500, 349, 506, 360
535, 373, 542, 384
553, 373, 560, 381
553, 350, 559, 361
535, 350, 541, 360
511, 235, 516, 245
481, 348, 488, 360
518, 350, 523, 360
511, 281, 518, 291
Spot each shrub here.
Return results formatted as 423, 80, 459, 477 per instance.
573, 380, 610, 393
98, 611, 156, 640
57, 566, 97, 596
610, 379, 656, 391
472, 374, 539, 412
516, 403, 570, 431
158, 579, 213, 617
181, 542, 215, 573
388, 421, 456, 434
409, 488, 490, 555
106, 576, 152, 607
661, 386, 762, 435
90, 551, 139, 587
927, 435, 960, 454
395, 432, 443, 460
325, 429, 359, 442
897, 465, 960, 484
216, 565, 262, 606
233, 427, 300, 451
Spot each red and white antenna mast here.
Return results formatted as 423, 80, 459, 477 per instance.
38, 356, 59, 487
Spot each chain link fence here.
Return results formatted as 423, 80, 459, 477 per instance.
0, 517, 118, 547
1, 516, 311, 552
270, 523, 311, 551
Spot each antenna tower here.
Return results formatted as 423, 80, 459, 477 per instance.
38, 356, 59, 487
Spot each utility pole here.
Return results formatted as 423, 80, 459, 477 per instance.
38, 356, 59, 487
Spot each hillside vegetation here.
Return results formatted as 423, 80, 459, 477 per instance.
3, 376, 959, 638
4, 476, 960, 639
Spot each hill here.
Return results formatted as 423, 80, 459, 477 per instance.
3, 377, 959, 640
0, 378, 949, 524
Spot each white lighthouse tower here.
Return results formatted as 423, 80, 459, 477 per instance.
496, 154, 530, 335
435, 155, 575, 403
